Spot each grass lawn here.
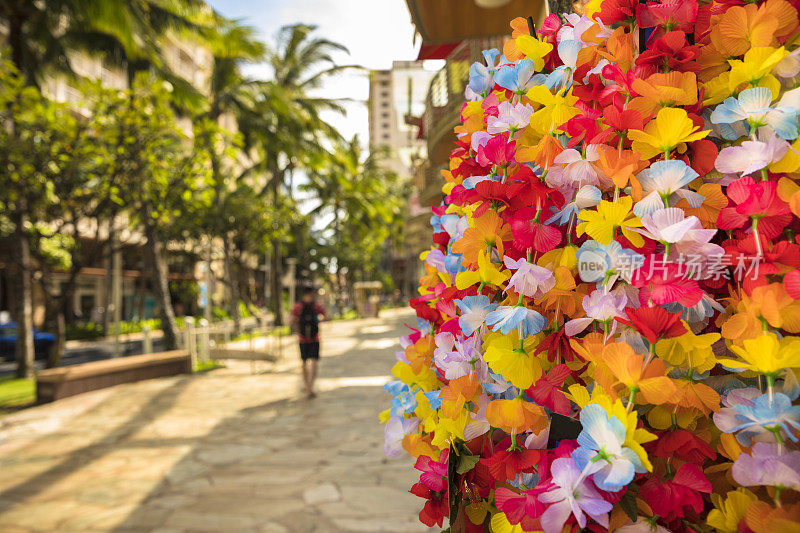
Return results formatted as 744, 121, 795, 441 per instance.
0, 376, 36, 413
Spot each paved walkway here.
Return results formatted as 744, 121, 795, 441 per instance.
0, 309, 433, 532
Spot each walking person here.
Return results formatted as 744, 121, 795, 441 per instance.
290, 287, 327, 397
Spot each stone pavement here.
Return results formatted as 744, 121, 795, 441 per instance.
0, 309, 435, 533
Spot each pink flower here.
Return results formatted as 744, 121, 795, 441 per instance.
732, 442, 800, 491
487, 101, 535, 135
538, 457, 612, 533
715, 132, 790, 176
413, 449, 449, 492
631, 256, 703, 307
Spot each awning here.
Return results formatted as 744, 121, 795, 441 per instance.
416, 42, 460, 60
406, 0, 545, 45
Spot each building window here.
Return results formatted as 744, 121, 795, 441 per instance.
381, 112, 389, 118
382, 122, 390, 129
380, 80, 389, 87
383, 133, 390, 140
381, 91, 389, 98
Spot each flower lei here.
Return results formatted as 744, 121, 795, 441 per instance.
383, 1, 800, 531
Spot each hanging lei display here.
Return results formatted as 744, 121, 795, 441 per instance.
382, 0, 800, 531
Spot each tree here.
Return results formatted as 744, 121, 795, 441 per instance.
92, 75, 202, 351
255, 23, 354, 324
193, 21, 265, 333
0, 59, 89, 377
303, 137, 403, 310
0, 0, 213, 370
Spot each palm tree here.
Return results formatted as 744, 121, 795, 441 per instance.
303, 137, 400, 309
194, 21, 265, 333
255, 23, 355, 325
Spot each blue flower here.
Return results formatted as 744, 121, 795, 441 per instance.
454, 295, 497, 336
544, 40, 583, 91
494, 58, 546, 95
710, 87, 799, 140
423, 390, 442, 409
482, 371, 516, 397
714, 391, 800, 445
572, 404, 646, 492
484, 305, 547, 337
468, 49, 502, 95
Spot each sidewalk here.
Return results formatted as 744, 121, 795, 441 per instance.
0, 308, 432, 532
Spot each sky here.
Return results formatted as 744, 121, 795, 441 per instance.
205, 0, 423, 142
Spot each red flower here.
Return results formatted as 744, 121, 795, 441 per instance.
494, 487, 548, 529
639, 463, 711, 520
616, 305, 686, 344
527, 364, 572, 415
477, 133, 516, 167
509, 207, 562, 253
631, 257, 703, 307
636, 0, 698, 32
679, 138, 718, 177
717, 177, 792, 238
409, 297, 443, 324
636, 31, 699, 73
786, 269, 800, 300
597, 0, 639, 26
647, 429, 716, 465
409, 482, 448, 527
481, 438, 540, 482
535, 330, 580, 364
723, 234, 800, 293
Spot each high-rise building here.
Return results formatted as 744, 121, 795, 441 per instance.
368, 61, 436, 176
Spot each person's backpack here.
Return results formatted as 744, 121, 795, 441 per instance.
298, 302, 319, 339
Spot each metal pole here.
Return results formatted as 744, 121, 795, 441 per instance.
204, 245, 212, 324
199, 318, 209, 363
112, 244, 122, 357
142, 324, 152, 354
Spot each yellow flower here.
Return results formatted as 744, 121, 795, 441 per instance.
577, 196, 644, 247
526, 85, 580, 134
455, 250, 511, 290
514, 35, 553, 71
727, 47, 787, 98
489, 511, 528, 533
431, 409, 471, 449
628, 107, 709, 159
656, 324, 721, 373
391, 361, 440, 391
483, 331, 542, 389
414, 390, 439, 433
707, 489, 758, 533
718, 333, 800, 377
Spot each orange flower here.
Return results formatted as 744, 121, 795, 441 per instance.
667, 379, 721, 415
674, 183, 727, 228
720, 283, 800, 342
439, 373, 481, 418
502, 17, 531, 62
593, 343, 676, 405
452, 210, 511, 266
486, 397, 548, 436
596, 145, 644, 191
596, 27, 635, 70
535, 266, 586, 320
402, 431, 440, 460
709, 0, 798, 57
629, 71, 699, 119
516, 133, 564, 169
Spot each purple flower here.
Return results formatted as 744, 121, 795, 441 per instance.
732, 442, 800, 491
538, 457, 612, 533
565, 289, 627, 337
503, 257, 556, 299
433, 332, 486, 380
384, 416, 419, 458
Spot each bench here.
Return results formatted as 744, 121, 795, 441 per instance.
36, 350, 192, 403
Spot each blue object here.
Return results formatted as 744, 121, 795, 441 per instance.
0, 322, 56, 360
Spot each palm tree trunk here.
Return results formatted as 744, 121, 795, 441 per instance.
222, 234, 241, 334
143, 211, 179, 351
271, 164, 283, 326
12, 209, 35, 378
